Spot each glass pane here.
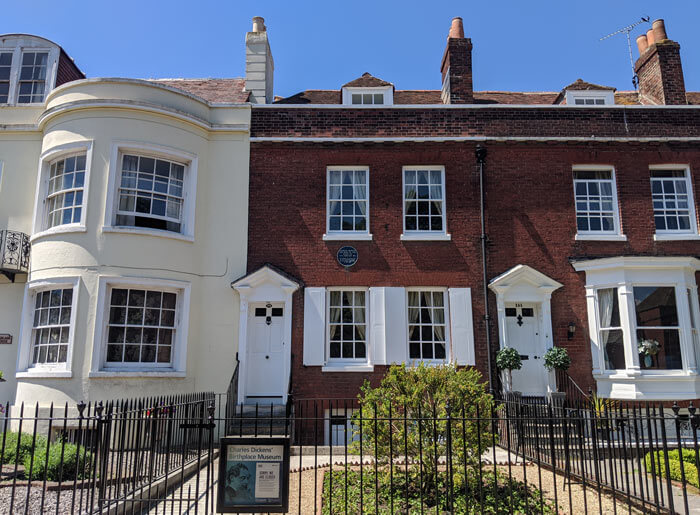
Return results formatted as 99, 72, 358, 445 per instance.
634, 287, 678, 327
638, 328, 682, 370
597, 288, 620, 328
602, 329, 625, 370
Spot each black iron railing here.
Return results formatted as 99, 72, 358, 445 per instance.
556, 368, 592, 406
0, 229, 30, 282
4, 392, 700, 513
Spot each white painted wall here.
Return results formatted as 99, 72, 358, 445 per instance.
0, 79, 250, 406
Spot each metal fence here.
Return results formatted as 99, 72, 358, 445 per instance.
2, 392, 700, 514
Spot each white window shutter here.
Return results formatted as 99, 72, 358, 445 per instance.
369, 287, 387, 365
449, 288, 475, 366
384, 287, 408, 365
303, 287, 326, 366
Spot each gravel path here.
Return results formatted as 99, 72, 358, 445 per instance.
0, 486, 93, 514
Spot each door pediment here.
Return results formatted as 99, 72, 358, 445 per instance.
489, 264, 562, 301
232, 264, 301, 302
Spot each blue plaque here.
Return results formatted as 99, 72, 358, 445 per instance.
337, 246, 358, 268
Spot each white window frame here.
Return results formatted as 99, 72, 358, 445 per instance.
325, 287, 370, 366
406, 287, 451, 365
575, 257, 700, 399
323, 166, 372, 241
565, 90, 614, 106
342, 86, 393, 106
401, 166, 451, 241
0, 37, 59, 106
572, 165, 626, 241
16, 276, 80, 378
650, 165, 700, 241
31, 141, 94, 241
90, 276, 190, 377
103, 142, 198, 242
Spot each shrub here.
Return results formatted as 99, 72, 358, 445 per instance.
322, 469, 556, 514
496, 347, 522, 371
0, 431, 47, 465
542, 346, 571, 371
352, 363, 494, 498
23, 441, 93, 481
645, 448, 700, 488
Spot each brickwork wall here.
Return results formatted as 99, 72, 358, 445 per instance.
251, 106, 700, 139
55, 49, 85, 87
248, 140, 700, 400
635, 42, 686, 106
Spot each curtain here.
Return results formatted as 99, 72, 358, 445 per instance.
329, 304, 341, 341
598, 288, 615, 347
352, 175, 367, 217
424, 292, 445, 342
355, 300, 366, 341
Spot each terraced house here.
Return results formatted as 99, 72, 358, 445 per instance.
1, 17, 700, 433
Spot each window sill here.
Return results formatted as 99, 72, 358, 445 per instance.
401, 233, 452, 241
16, 370, 72, 379
89, 370, 187, 378
31, 225, 87, 242
322, 364, 374, 373
653, 233, 700, 241
323, 233, 373, 241
102, 226, 194, 243
575, 233, 627, 242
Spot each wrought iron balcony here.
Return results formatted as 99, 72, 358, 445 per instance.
0, 230, 30, 282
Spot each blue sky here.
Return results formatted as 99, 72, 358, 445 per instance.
2, 1, 699, 98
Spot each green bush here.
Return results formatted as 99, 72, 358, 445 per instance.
23, 441, 93, 481
322, 469, 556, 514
542, 346, 571, 371
645, 448, 700, 488
352, 363, 494, 497
0, 431, 47, 465
496, 347, 522, 371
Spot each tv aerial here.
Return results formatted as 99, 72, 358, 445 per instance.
600, 17, 650, 89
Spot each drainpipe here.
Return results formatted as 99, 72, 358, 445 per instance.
476, 145, 494, 392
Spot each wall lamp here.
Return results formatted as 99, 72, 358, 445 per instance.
567, 322, 576, 340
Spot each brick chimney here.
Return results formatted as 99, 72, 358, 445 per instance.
440, 17, 474, 104
245, 16, 274, 104
634, 19, 686, 105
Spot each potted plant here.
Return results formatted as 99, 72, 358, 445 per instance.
542, 346, 571, 372
0, 370, 5, 382
496, 347, 522, 393
638, 338, 660, 368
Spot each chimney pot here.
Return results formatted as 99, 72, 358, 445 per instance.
252, 16, 266, 32
646, 28, 655, 46
652, 19, 667, 42
636, 34, 649, 54
448, 17, 465, 39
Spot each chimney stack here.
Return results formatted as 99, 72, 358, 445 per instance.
634, 19, 686, 105
440, 17, 474, 104
245, 16, 274, 104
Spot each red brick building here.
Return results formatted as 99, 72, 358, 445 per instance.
236, 17, 700, 418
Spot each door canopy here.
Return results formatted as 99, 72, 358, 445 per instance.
489, 264, 563, 303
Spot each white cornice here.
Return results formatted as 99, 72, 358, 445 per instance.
571, 256, 700, 272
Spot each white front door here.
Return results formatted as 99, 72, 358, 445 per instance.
505, 303, 548, 396
246, 303, 285, 400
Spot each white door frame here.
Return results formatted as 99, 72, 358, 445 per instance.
232, 265, 300, 405
489, 265, 563, 394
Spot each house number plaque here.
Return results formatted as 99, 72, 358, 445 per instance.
0, 334, 12, 345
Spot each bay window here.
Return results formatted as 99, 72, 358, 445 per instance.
575, 257, 700, 399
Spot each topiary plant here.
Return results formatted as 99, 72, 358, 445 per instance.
496, 347, 522, 392
542, 346, 571, 371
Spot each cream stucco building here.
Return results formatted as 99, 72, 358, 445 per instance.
0, 30, 267, 406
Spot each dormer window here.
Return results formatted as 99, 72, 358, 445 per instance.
0, 35, 66, 105
565, 90, 614, 106
340, 73, 394, 106
351, 92, 385, 105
